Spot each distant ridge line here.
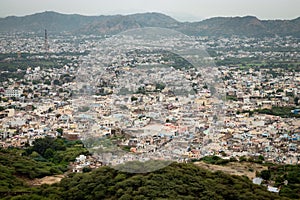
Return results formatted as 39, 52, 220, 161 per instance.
0, 11, 299, 37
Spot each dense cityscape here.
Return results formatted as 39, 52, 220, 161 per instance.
1, 32, 299, 164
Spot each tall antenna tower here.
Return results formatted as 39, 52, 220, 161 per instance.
44, 29, 49, 53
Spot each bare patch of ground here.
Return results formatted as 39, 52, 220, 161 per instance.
27, 174, 65, 186
194, 161, 268, 179
39, 174, 65, 185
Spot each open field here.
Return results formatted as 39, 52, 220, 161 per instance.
194, 161, 268, 180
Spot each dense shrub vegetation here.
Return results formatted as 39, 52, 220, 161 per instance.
3, 163, 285, 200
0, 137, 88, 199
0, 138, 299, 199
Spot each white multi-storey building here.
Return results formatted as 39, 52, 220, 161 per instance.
4, 89, 22, 98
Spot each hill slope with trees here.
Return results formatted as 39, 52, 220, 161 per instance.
1, 138, 299, 199
0, 11, 299, 37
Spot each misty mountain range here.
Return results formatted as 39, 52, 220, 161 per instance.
0, 11, 299, 37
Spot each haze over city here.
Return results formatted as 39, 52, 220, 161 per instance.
1, 0, 300, 21
1, 0, 300, 199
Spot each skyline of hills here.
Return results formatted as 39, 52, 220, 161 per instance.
0, 11, 299, 37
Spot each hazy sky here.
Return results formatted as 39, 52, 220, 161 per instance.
0, 0, 299, 21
